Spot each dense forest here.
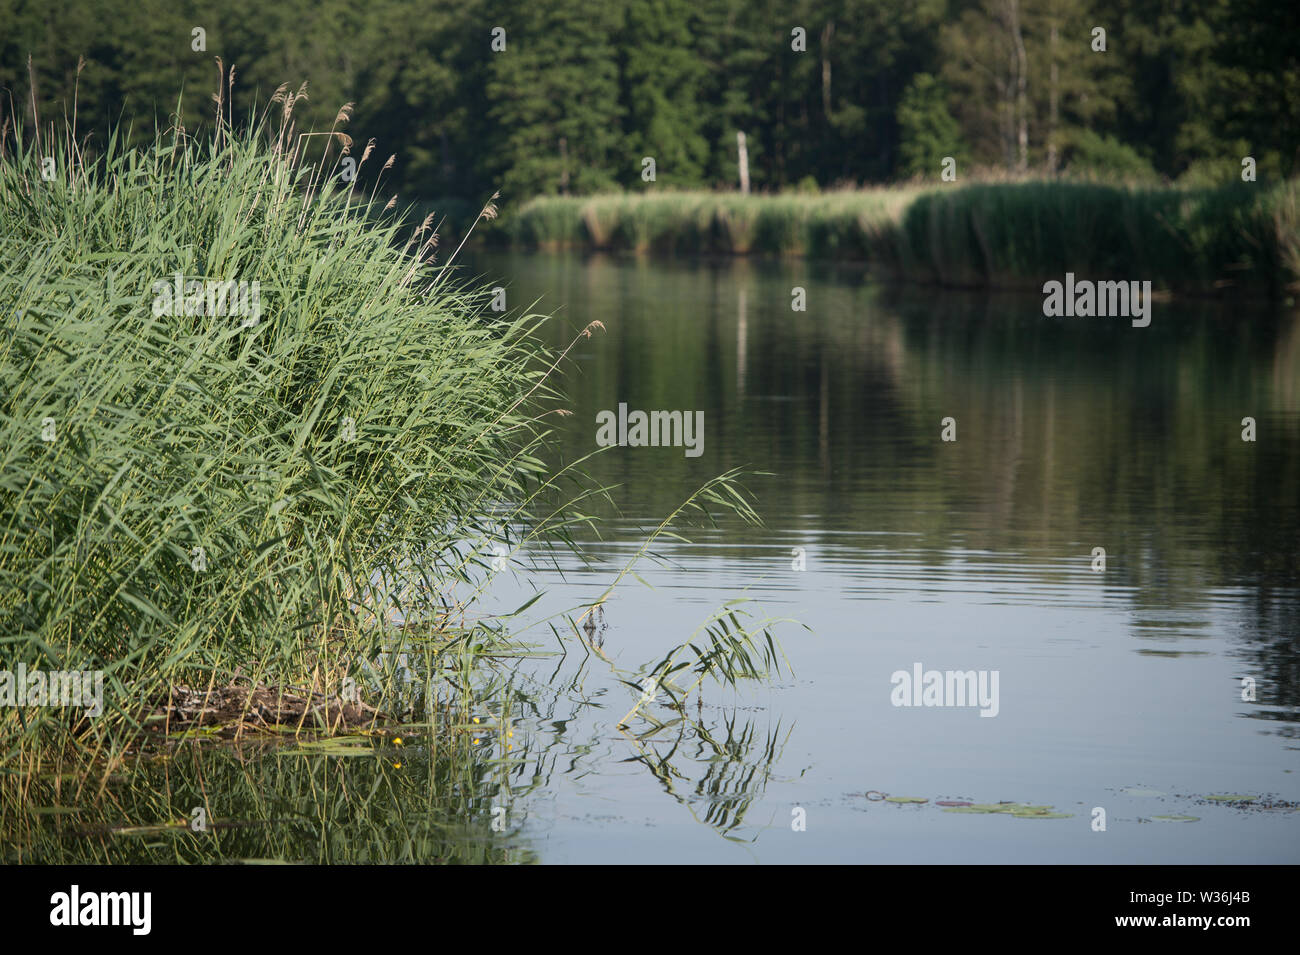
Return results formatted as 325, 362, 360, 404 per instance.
2, 0, 1297, 205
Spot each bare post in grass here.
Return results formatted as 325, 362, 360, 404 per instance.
737, 131, 749, 195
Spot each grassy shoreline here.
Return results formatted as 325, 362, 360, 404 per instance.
0, 94, 788, 782
497, 184, 1300, 299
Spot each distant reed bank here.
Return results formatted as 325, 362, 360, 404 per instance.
497, 183, 1300, 299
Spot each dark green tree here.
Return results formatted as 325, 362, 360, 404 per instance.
897, 72, 964, 177
619, 0, 708, 187
483, 0, 625, 198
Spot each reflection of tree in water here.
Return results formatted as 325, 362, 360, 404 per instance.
1237, 593, 1300, 731
515, 249, 1299, 731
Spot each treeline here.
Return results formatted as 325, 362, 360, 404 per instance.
2, 0, 1297, 204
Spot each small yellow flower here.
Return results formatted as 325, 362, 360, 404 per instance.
393, 762, 402, 769
472, 717, 480, 724
393, 737, 403, 746
507, 731, 514, 738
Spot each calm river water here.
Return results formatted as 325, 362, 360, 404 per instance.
14, 251, 1299, 864
472, 251, 1300, 863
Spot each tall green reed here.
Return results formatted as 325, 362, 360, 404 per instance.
0, 87, 584, 766
0, 82, 791, 783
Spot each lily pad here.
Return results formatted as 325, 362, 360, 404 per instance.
884, 796, 928, 804
942, 803, 1058, 816
946, 804, 1008, 814
284, 739, 374, 757
285, 736, 374, 756
1205, 794, 1257, 803
1150, 814, 1199, 822
936, 801, 973, 807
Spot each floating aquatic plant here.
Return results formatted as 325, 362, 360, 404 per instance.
940, 802, 1069, 818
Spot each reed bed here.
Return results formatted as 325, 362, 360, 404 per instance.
500, 183, 1300, 297
0, 91, 585, 770
0, 87, 790, 787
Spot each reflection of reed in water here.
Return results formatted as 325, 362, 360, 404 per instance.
1271, 313, 1300, 415
625, 713, 792, 842
0, 711, 539, 865
581, 604, 608, 647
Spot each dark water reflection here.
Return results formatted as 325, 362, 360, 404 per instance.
499, 251, 1300, 706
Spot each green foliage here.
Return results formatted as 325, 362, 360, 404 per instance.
1091, 0, 1299, 179
619, 0, 709, 187
897, 73, 964, 178
1063, 129, 1158, 181
0, 102, 566, 753
483, 0, 624, 198
0, 0, 1297, 196
1177, 149, 1283, 189
898, 180, 1298, 294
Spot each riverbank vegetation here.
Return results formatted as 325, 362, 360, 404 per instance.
499, 182, 1300, 297
0, 86, 788, 785
7, 2, 1296, 293
0, 89, 559, 770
